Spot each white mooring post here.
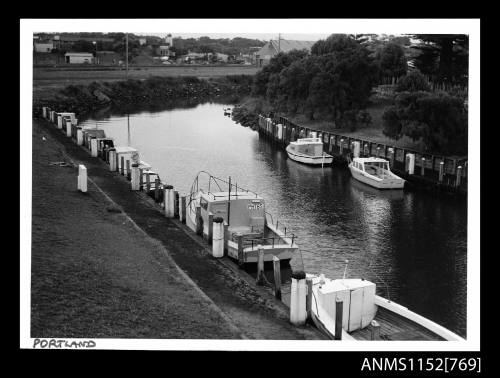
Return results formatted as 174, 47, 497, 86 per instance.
90, 138, 98, 157
421, 157, 426, 176
212, 217, 224, 258
256, 246, 265, 286
66, 121, 72, 137
109, 149, 116, 171
57, 115, 63, 129
290, 271, 307, 325
164, 185, 175, 218
130, 163, 140, 190
406, 153, 415, 174
456, 166, 462, 187
76, 128, 83, 145
42, 107, 47, 119
78, 165, 87, 193
439, 161, 444, 182
353, 141, 361, 158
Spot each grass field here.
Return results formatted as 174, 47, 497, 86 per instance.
33, 65, 259, 90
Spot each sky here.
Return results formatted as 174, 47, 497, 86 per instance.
136, 33, 331, 42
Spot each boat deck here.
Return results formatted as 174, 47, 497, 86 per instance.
349, 307, 446, 341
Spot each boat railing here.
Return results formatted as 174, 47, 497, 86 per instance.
234, 235, 298, 250
265, 211, 295, 241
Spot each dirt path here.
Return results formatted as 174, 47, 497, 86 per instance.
31, 118, 326, 341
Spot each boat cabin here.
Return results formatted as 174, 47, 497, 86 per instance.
287, 138, 324, 156
352, 158, 390, 176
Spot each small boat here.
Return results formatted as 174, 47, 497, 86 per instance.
307, 273, 464, 341
186, 171, 298, 264
348, 157, 405, 189
286, 138, 333, 166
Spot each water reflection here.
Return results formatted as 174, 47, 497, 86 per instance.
81, 102, 467, 337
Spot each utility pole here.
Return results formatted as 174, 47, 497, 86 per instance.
278, 33, 281, 53
125, 33, 129, 78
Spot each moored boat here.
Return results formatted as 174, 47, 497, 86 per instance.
286, 137, 333, 166
306, 273, 464, 341
348, 157, 405, 189
186, 171, 298, 264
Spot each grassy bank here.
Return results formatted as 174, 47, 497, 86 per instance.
33, 75, 253, 119
232, 86, 426, 152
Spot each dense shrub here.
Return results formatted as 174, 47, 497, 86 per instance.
395, 71, 431, 92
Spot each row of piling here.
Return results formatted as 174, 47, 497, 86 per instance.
41, 106, 341, 335
257, 114, 467, 194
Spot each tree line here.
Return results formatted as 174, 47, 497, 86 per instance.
251, 34, 468, 155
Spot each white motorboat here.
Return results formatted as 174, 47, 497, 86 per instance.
307, 273, 465, 341
286, 138, 333, 166
186, 171, 298, 264
348, 157, 405, 189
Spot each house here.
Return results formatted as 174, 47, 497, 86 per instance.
255, 39, 316, 67
138, 38, 147, 46
183, 52, 207, 64
34, 42, 54, 53
64, 52, 94, 64
157, 46, 173, 57
215, 53, 229, 62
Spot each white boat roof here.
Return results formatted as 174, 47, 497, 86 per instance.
354, 157, 389, 163
291, 138, 323, 145
201, 191, 262, 202
115, 146, 138, 154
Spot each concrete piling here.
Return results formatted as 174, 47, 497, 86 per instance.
77, 165, 87, 193
164, 185, 175, 218
456, 166, 462, 187
66, 120, 72, 137
290, 271, 307, 326
370, 320, 381, 340
212, 216, 224, 258
90, 139, 98, 157
130, 163, 140, 190
236, 233, 244, 266
126, 160, 131, 180
353, 141, 361, 158
57, 115, 63, 129
273, 255, 282, 299
179, 195, 186, 223
421, 157, 426, 176
223, 221, 229, 256
439, 161, 444, 182
109, 149, 116, 172
406, 153, 415, 174
42, 107, 47, 118
207, 212, 214, 243
335, 298, 343, 340
155, 178, 161, 202
195, 205, 203, 236
120, 156, 125, 175
306, 277, 313, 320
256, 246, 265, 286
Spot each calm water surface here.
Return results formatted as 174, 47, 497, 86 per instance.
81, 102, 467, 337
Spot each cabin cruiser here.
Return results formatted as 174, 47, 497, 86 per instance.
186, 171, 298, 264
348, 157, 405, 189
286, 137, 333, 166
307, 273, 464, 341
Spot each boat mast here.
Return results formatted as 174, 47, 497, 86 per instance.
227, 176, 231, 226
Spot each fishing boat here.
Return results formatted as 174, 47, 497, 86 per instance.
186, 171, 298, 264
348, 157, 405, 189
286, 137, 333, 166
306, 273, 464, 341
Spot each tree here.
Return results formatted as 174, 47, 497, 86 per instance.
395, 71, 430, 92
376, 42, 407, 78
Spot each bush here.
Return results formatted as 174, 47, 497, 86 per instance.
396, 71, 431, 92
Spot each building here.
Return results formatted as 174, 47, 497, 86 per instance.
138, 38, 147, 46
34, 42, 54, 53
64, 52, 94, 64
255, 39, 316, 67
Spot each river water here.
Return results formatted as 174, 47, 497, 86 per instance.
81, 102, 468, 338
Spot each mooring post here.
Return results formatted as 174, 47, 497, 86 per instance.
75, 127, 82, 145
207, 212, 214, 244
57, 115, 63, 129
109, 149, 116, 171
130, 163, 140, 190
164, 185, 175, 218
421, 157, 426, 176
42, 107, 47, 118
290, 271, 307, 326
126, 160, 131, 181
273, 255, 282, 300
223, 221, 229, 257
145, 172, 151, 193
77, 165, 87, 193
236, 233, 244, 266
370, 320, 381, 340
174, 191, 179, 218
90, 138, 98, 157
139, 168, 143, 189
306, 277, 313, 320
212, 216, 224, 258
335, 298, 343, 340
376, 146, 380, 157
154, 178, 161, 202
439, 161, 444, 182
339, 139, 344, 156
456, 166, 462, 187
406, 153, 415, 174
66, 120, 72, 137
179, 195, 186, 223
195, 205, 203, 236
256, 246, 265, 286
120, 156, 125, 175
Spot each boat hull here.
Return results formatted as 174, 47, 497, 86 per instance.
349, 165, 405, 189
286, 146, 333, 166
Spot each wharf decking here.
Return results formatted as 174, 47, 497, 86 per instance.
349, 307, 446, 341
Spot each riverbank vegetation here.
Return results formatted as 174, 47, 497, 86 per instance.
234, 34, 468, 155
